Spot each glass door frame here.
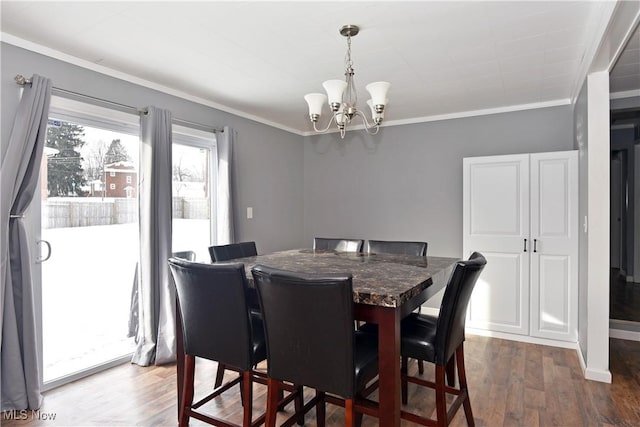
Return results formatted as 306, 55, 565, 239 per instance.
30, 95, 141, 391
172, 124, 218, 255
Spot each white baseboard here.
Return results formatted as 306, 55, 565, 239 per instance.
464, 328, 579, 350
575, 346, 612, 383
584, 367, 612, 383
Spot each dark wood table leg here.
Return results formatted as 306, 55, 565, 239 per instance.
176, 301, 184, 420
376, 307, 402, 427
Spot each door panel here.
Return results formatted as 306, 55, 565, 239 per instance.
530, 152, 578, 341
464, 154, 530, 335
467, 252, 529, 334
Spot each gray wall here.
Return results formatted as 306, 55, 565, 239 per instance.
1, 42, 305, 254
303, 106, 575, 258
574, 80, 589, 361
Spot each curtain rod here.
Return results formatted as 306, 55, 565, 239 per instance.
14, 74, 223, 134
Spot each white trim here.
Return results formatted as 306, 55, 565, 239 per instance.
586, 71, 612, 384
301, 99, 571, 136
610, 328, 640, 341
465, 328, 579, 350
584, 367, 613, 383
610, 89, 640, 100
570, 1, 619, 103
575, 347, 611, 382
42, 354, 132, 392
1, 33, 303, 136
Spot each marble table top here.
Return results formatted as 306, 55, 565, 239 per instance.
226, 249, 459, 308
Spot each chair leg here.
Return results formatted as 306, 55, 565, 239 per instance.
316, 391, 326, 427
446, 356, 456, 387
242, 370, 253, 427
265, 378, 280, 427
345, 398, 355, 427
179, 355, 196, 427
456, 345, 475, 427
418, 359, 425, 375
295, 386, 304, 426
401, 356, 409, 405
435, 364, 447, 427
214, 363, 226, 388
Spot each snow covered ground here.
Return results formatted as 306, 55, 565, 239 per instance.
41, 219, 209, 382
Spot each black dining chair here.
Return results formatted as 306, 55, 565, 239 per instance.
365, 240, 428, 373
252, 265, 380, 427
208, 241, 258, 263
365, 240, 428, 256
168, 258, 268, 427
399, 252, 486, 427
208, 242, 261, 391
313, 237, 364, 252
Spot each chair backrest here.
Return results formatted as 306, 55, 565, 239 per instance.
209, 241, 257, 262
168, 258, 255, 370
313, 237, 363, 252
172, 250, 196, 261
251, 265, 357, 398
435, 252, 487, 365
365, 240, 427, 256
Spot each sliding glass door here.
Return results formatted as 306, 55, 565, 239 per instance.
171, 126, 217, 261
33, 97, 140, 389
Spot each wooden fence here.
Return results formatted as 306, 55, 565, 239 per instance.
43, 197, 208, 228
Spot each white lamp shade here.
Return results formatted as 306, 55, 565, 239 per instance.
365, 81, 390, 106
304, 93, 327, 116
322, 80, 347, 105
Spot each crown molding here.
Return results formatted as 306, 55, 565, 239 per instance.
301, 99, 571, 136
1, 33, 305, 136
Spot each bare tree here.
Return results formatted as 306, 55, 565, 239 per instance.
82, 139, 109, 181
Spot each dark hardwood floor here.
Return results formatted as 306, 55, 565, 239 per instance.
610, 269, 640, 322
2, 336, 639, 426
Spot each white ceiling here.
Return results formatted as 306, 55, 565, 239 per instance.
0, 1, 629, 134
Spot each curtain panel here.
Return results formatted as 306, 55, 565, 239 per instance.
216, 126, 235, 245
1, 75, 52, 410
131, 106, 174, 366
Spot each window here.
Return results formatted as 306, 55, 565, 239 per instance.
110, 183, 116, 190
126, 175, 132, 184
110, 171, 116, 177
172, 125, 217, 261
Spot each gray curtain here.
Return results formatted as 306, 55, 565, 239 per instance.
131, 106, 174, 366
216, 126, 235, 244
1, 75, 52, 410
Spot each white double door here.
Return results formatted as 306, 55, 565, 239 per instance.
463, 151, 578, 342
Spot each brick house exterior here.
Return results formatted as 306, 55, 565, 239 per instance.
104, 161, 137, 198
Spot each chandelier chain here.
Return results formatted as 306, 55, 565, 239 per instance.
344, 35, 357, 108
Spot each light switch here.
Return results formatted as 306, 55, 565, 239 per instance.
247, 207, 253, 219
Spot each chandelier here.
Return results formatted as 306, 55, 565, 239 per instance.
304, 25, 390, 138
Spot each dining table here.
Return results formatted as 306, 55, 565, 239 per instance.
175, 248, 459, 426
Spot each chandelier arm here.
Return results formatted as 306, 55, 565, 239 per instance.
312, 114, 337, 133
353, 109, 381, 134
